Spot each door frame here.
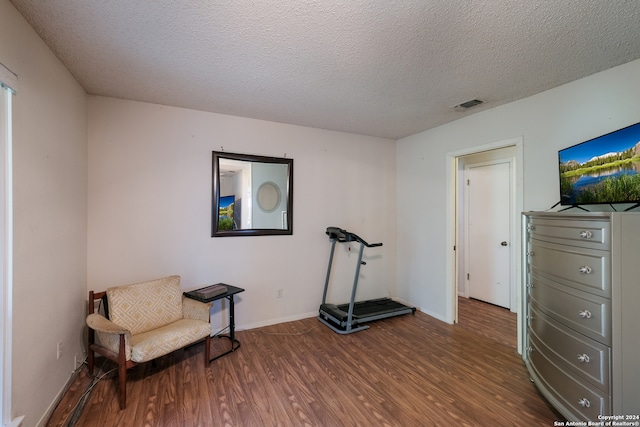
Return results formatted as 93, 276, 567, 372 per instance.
445, 137, 524, 353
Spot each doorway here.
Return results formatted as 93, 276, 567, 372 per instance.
445, 137, 524, 353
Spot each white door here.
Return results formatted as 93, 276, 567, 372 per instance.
465, 161, 511, 308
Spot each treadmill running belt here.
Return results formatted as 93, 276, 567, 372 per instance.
336, 298, 408, 317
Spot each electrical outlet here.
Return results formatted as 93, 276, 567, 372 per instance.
276, 288, 283, 298
56, 341, 63, 360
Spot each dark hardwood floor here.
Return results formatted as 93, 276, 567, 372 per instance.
47, 297, 561, 426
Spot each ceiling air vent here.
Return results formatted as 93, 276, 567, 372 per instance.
454, 99, 483, 111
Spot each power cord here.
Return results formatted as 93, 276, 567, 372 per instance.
65, 358, 116, 427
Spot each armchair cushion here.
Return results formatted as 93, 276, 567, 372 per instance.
106, 275, 183, 335
130, 318, 212, 363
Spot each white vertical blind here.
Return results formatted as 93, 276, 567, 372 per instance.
0, 61, 21, 427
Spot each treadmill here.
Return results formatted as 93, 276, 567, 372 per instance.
318, 227, 416, 334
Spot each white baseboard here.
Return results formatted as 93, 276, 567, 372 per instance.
8, 415, 25, 427
36, 365, 83, 427
236, 298, 451, 332
238, 311, 317, 331
389, 297, 451, 324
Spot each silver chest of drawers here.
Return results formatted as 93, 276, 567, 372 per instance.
523, 211, 640, 421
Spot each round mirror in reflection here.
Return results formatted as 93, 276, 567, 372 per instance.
256, 181, 281, 212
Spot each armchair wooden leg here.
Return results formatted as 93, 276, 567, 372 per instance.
87, 333, 94, 376
118, 334, 127, 410
118, 363, 126, 410
87, 348, 94, 375
205, 335, 211, 364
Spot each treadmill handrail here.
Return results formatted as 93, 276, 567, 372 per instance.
325, 227, 382, 247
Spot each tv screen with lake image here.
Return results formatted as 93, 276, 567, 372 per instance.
218, 195, 235, 230
559, 121, 640, 206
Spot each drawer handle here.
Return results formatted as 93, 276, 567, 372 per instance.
577, 354, 591, 363
578, 265, 592, 274
578, 310, 592, 319
578, 398, 591, 408
579, 230, 593, 239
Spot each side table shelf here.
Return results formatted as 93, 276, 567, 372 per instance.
184, 284, 245, 362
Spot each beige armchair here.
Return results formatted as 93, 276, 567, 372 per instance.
86, 275, 212, 409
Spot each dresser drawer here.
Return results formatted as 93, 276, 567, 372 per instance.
526, 218, 609, 250
529, 304, 610, 391
529, 272, 611, 345
528, 239, 610, 297
528, 334, 611, 420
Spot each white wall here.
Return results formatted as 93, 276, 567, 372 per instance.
0, 1, 88, 426
397, 59, 640, 321
87, 97, 397, 330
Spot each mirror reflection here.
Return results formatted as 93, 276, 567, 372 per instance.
212, 151, 293, 237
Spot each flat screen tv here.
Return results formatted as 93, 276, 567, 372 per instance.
558, 121, 640, 207
218, 195, 235, 230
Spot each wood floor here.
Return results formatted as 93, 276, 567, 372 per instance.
47, 297, 561, 426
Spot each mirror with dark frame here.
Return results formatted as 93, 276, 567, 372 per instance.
212, 151, 293, 237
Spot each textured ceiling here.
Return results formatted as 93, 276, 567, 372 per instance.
9, 0, 640, 139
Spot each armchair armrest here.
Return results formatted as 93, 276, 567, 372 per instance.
87, 313, 132, 360
182, 296, 213, 322
87, 313, 129, 335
